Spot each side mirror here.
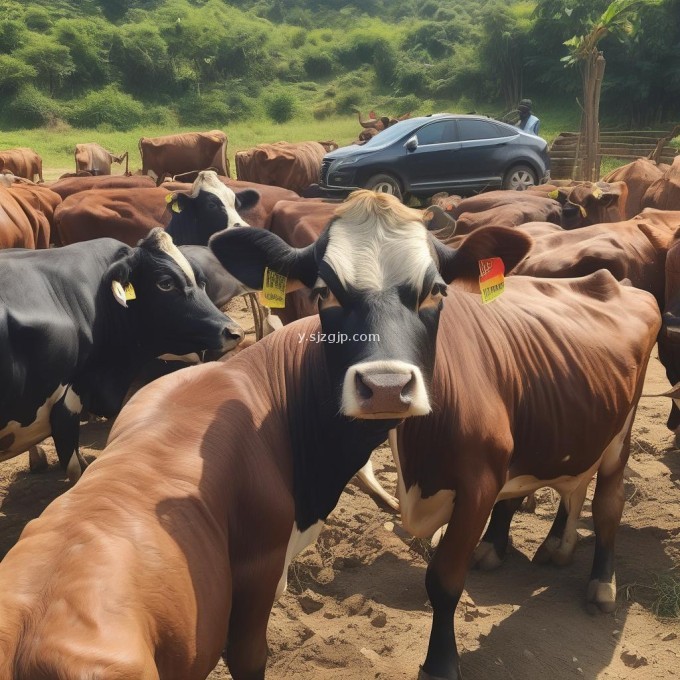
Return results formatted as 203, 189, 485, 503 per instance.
405, 136, 418, 152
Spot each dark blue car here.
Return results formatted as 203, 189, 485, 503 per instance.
320, 113, 551, 200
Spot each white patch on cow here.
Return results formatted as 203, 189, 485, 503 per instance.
64, 387, 82, 415
152, 230, 197, 285
190, 170, 250, 228
388, 430, 455, 538
0, 172, 17, 187
275, 520, 323, 600
66, 452, 82, 484
324, 192, 431, 292
341, 360, 430, 418
0, 384, 69, 461
356, 459, 399, 510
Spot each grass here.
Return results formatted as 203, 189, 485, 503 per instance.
0, 99, 584, 180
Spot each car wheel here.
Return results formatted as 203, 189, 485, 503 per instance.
503, 164, 537, 191
365, 174, 403, 201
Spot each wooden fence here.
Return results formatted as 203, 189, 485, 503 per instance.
549, 129, 679, 180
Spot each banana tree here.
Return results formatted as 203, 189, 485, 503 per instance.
563, 0, 660, 181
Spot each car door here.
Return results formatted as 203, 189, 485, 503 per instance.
402, 120, 461, 191
452, 119, 519, 188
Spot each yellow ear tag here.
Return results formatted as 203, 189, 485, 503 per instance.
592, 187, 603, 199
124, 282, 136, 301
548, 189, 559, 200
165, 193, 174, 204
479, 257, 505, 304
171, 200, 182, 214
259, 267, 287, 308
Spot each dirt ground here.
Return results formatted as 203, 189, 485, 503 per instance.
1, 302, 679, 679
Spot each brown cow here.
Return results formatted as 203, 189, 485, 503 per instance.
53, 187, 172, 246
0, 191, 529, 679
392, 272, 659, 679
0, 185, 54, 249
74, 143, 127, 175
0, 148, 43, 182
642, 155, 680, 211
235, 142, 327, 194
47, 174, 157, 200
139, 130, 230, 183
603, 158, 666, 218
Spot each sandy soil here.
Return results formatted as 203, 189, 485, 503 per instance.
1, 302, 679, 679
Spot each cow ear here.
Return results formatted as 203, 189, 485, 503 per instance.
431, 226, 532, 284
105, 255, 134, 307
235, 189, 260, 211
209, 226, 318, 292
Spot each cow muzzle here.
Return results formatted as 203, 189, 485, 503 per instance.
221, 322, 245, 351
341, 360, 431, 419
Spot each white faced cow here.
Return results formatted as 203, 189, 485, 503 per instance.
0, 191, 530, 679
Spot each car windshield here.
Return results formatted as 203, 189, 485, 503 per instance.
361, 120, 417, 149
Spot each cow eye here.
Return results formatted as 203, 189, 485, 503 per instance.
315, 286, 330, 300
157, 277, 176, 292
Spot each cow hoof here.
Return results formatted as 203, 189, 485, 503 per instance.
520, 493, 537, 513
586, 578, 617, 614
533, 536, 574, 566
472, 541, 503, 571
418, 664, 460, 680
28, 446, 49, 473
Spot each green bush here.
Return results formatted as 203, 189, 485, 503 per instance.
67, 86, 145, 130
313, 100, 335, 119
266, 91, 297, 123
0, 19, 26, 53
177, 91, 231, 126
290, 28, 306, 48
303, 52, 335, 79
4, 85, 63, 127
0, 55, 36, 93
24, 7, 52, 32
335, 88, 363, 114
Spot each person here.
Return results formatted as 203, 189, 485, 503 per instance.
517, 98, 540, 135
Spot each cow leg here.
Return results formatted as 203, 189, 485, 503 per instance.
50, 390, 87, 483
533, 479, 589, 567
28, 445, 48, 473
472, 497, 523, 570
420, 479, 500, 680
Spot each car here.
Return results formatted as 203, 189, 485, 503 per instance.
319, 113, 551, 200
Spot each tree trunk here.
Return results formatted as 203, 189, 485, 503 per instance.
579, 50, 605, 182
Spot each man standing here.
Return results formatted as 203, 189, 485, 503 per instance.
517, 99, 540, 135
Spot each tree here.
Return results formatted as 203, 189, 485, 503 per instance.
562, 0, 661, 180
16, 36, 75, 96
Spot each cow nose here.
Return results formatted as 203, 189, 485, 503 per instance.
354, 370, 415, 414
222, 323, 245, 350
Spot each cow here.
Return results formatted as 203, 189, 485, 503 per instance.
0, 190, 531, 679
603, 158, 667, 219
389, 271, 660, 679
53, 187, 176, 246
642, 155, 680, 211
47, 174, 157, 200
234, 141, 327, 194
164, 171, 260, 246
0, 228, 243, 483
162, 175, 299, 229
74, 143, 128, 176
0, 185, 53, 249
0, 147, 43, 183
355, 111, 411, 145
139, 130, 230, 184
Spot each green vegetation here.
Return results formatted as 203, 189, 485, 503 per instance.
0, 0, 678, 134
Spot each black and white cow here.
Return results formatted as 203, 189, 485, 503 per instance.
165, 171, 260, 246
0, 228, 243, 482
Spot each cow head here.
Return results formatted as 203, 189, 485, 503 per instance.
209, 190, 531, 419
165, 170, 260, 246
556, 181, 628, 229
106, 228, 244, 357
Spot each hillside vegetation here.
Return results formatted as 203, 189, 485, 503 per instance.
0, 0, 679, 134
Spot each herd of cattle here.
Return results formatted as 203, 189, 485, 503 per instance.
0, 136, 680, 679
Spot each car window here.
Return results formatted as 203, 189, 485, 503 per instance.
415, 121, 458, 145
361, 120, 415, 148
457, 119, 509, 141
